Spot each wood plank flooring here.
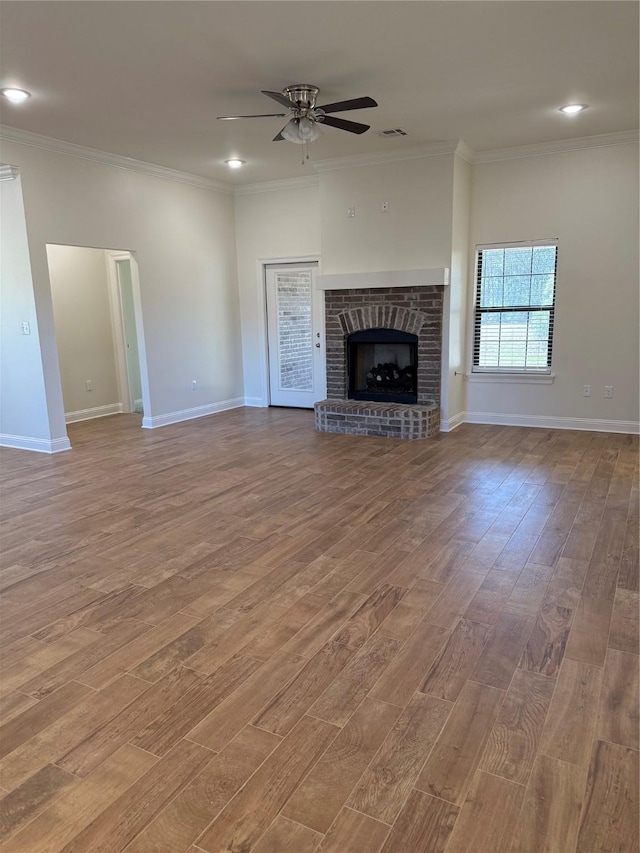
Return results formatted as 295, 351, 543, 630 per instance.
0, 409, 638, 852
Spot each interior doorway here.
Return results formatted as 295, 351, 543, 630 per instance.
265, 262, 325, 408
46, 244, 148, 424
108, 253, 143, 413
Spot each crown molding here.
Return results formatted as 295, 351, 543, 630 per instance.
453, 140, 475, 164
473, 129, 639, 164
233, 142, 472, 191
2, 124, 635, 194
0, 125, 233, 194
312, 140, 461, 172
0, 164, 20, 181
233, 174, 319, 196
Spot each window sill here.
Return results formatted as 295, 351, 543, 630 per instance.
467, 372, 555, 385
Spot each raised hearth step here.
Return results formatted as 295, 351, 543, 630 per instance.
314, 399, 440, 440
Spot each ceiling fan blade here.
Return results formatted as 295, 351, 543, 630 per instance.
217, 113, 286, 120
262, 90, 294, 109
317, 96, 378, 114
320, 115, 370, 134
273, 129, 286, 141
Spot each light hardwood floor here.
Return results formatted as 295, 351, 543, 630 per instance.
0, 409, 638, 853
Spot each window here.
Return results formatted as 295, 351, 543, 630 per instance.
473, 242, 557, 373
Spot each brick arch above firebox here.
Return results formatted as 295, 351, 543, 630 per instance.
337, 305, 428, 336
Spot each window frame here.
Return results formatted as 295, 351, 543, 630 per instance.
472, 240, 558, 375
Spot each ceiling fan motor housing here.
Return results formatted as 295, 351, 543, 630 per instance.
283, 85, 319, 112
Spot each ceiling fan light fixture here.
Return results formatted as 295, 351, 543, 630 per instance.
281, 117, 322, 144
280, 120, 301, 144
298, 116, 321, 140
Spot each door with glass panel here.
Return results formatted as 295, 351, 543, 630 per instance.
266, 263, 325, 408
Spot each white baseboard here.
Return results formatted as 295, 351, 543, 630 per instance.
463, 411, 640, 434
141, 398, 245, 429
65, 403, 123, 424
440, 411, 465, 432
0, 433, 72, 453
244, 396, 268, 407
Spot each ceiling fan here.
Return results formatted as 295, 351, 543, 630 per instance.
217, 85, 378, 154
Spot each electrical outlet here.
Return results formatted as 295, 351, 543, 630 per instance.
382, 201, 389, 212
347, 207, 356, 218
85, 380, 93, 391
583, 385, 591, 397
191, 380, 197, 390
605, 385, 614, 398
21, 321, 30, 335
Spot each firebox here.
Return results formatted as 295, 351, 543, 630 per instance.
347, 328, 418, 404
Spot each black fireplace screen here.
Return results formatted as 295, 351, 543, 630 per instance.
347, 328, 418, 404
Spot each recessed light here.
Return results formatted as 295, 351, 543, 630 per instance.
559, 104, 588, 115
1, 88, 31, 104
225, 159, 245, 169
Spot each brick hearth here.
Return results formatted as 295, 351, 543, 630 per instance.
314, 399, 440, 440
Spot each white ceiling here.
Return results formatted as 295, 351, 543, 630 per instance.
1, 1, 638, 185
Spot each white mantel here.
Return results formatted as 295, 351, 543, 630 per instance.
315, 268, 450, 291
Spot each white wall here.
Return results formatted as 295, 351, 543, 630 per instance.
467, 142, 639, 430
47, 245, 120, 417
0, 175, 62, 451
442, 154, 472, 428
1, 139, 243, 442
233, 157, 457, 408
234, 183, 321, 405
319, 155, 454, 275
5, 135, 637, 449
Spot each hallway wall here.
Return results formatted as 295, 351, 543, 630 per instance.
47, 245, 120, 419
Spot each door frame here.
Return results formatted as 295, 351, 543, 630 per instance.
106, 251, 149, 415
265, 262, 325, 408
255, 255, 324, 407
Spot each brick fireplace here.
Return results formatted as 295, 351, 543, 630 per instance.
315, 282, 445, 439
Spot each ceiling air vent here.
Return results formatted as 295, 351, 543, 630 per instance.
377, 128, 408, 137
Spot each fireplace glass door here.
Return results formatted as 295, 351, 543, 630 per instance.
347, 328, 418, 403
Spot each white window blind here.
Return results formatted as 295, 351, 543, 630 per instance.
473, 242, 558, 372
